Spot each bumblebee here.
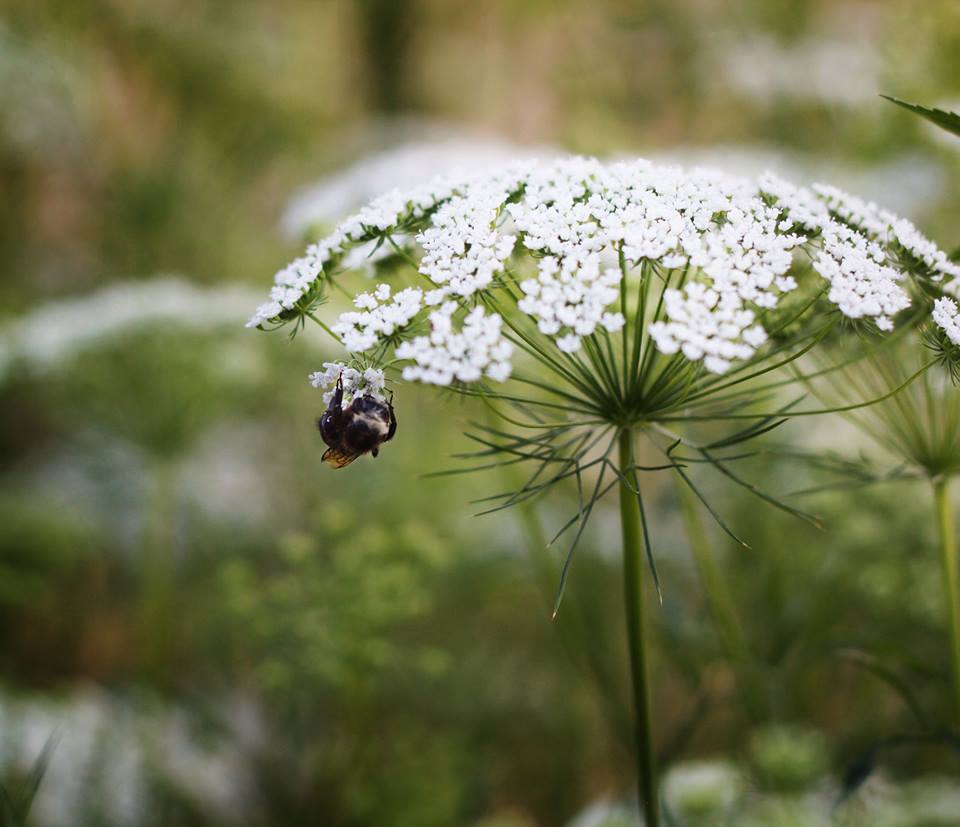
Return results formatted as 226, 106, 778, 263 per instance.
317, 374, 397, 468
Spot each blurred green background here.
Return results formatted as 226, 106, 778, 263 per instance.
1, 1, 960, 825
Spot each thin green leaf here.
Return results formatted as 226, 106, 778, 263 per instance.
882, 95, 960, 139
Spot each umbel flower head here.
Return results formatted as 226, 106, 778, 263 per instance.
250, 156, 955, 567
250, 155, 955, 399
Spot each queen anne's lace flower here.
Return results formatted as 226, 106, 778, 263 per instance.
759, 173, 912, 332
246, 178, 460, 329
246, 253, 324, 329
813, 183, 960, 283
649, 285, 767, 374
253, 156, 954, 381
395, 304, 513, 385
417, 173, 521, 300
309, 362, 386, 405
333, 284, 424, 352
933, 297, 960, 347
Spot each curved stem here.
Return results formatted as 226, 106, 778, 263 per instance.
304, 309, 343, 344
618, 428, 660, 826
933, 476, 960, 729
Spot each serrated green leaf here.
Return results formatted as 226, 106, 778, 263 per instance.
881, 94, 960, 139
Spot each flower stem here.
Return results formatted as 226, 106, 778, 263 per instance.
618, 428, 660, 826
675, 479, 766, 722
933, 476, 960, 729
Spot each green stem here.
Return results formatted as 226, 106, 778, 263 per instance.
675, 479, 766, 722
139, 459, 178, 686
933, 476, 960, 729
618, 428, 660, 826
304, 310, 343, 344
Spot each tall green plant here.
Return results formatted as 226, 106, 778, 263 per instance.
250, 156, 955, 823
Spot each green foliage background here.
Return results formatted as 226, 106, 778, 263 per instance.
1, 1, 960, 825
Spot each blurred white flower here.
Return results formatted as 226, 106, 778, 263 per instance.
280, 135, 551, 239
0, 686, 256, 827
180, 421, 279, 525
649, 147, 946, 223
711, 33, 880, 106
565, 799, 639, 827
662, 760, 744, 821
0, 277, 264, 383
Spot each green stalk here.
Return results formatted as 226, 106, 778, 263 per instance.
618, 428, 660, 826
675, 479, 765, 722
139, 458, 178, 686
933, 476, 960, 728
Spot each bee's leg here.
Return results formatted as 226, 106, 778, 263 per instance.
330, 373, 345, 417
385, 396, 397, 442
371, 447, 379, 458
318, 374, 345, 447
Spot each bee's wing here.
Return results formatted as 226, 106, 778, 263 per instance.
322, 446, 361, 469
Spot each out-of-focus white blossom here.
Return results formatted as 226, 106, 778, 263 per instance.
565, 799, 639, 827
280, 135, 551, 239
650, 146, 947, 222
309, 361, 386, 405
712, 32, 880, 106
0, 687, 256, 827
0, 277, 262, 382
662, 760, 744, 820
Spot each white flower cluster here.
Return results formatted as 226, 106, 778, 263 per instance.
517, 259, 624, 353
650, 286, 768, 374
333, 283, 424, 352
246, 253, 323, 329
813, 183, 960, 283
759, 173, 912, 331
395, 303, 513, 385
506, 158, 800, 369
933, 297, 960, 347
418, 173, 521, 301
308, 361, 386, 405
247, 176, 459, 329
507, 161, 626, 353
256, 156, 955, 378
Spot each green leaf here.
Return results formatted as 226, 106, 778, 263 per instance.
881, 94, 960, 139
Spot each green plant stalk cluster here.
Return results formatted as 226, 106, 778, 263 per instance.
933, 477, 960, 728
